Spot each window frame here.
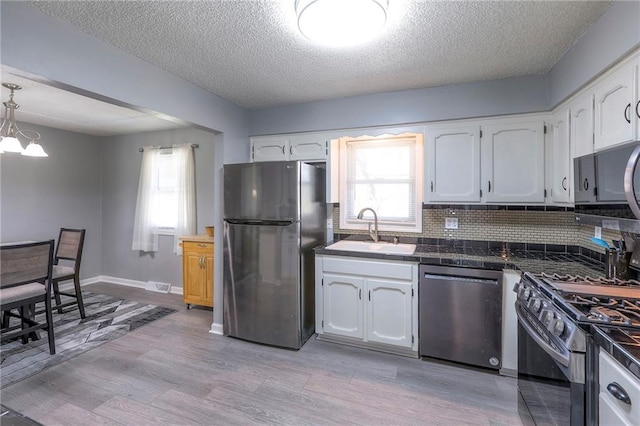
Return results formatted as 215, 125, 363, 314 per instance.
338, 132, 424, 234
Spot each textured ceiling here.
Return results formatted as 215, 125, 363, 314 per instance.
29, 0, 612, 110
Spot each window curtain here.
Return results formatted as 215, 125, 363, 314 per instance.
132, 146, 159, 252
131, 144, 196, 255
172, 144, 196, 255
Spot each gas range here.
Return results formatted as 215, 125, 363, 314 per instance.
514, 272, 640, 363
517, 272, 640, 330
515, 273, 640, 425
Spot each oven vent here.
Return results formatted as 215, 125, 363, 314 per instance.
145, 281, 171, 293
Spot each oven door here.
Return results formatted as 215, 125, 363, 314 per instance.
516, 301, 585, 426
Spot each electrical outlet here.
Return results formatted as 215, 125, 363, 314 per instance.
445, 217, 459, 229
594, 226, 602, 239
326, 218, 333, 229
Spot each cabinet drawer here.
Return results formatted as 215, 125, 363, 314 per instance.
182, 241, 213, 254
599, 350, 640, 423
322, 256, 414, 281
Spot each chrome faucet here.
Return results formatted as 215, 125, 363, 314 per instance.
357, 207, 379, 242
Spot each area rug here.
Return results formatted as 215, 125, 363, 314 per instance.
0, 292, 176, 388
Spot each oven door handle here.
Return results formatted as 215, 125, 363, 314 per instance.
516, 306, 571, 368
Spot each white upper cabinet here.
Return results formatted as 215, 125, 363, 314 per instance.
549, 109, 572, 204
251, 134, 328, 162
635, 55, 640, 139
251, 136, 289, 162
481, 120, 546, 203
425, 124, 481, 203
289, 135, 328, 161
571, 92, 595, 159
593, 59, 636, 151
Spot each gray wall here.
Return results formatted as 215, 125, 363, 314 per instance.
249, 75, 549, 136
548, 0, 640, 107
1, 2, 252, 329
0, 123, 103, 279
0, 2, 249, 164
100, 127, 217, 286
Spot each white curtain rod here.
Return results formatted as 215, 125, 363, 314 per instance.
138, 144, 199, 152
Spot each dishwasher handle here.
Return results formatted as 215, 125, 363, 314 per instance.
422, 273, 498, 285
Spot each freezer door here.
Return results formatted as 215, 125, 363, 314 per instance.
224, 162, 300, 221
223, 220, 302, 348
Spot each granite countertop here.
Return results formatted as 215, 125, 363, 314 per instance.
315, 239, 605, 277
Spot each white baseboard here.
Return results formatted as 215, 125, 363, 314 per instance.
82, 275, 183, 295
209, 322, 223, 335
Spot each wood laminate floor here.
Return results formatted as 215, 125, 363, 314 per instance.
1, 283, 529, 425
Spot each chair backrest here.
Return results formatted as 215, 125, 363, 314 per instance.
55, 228, 86, 265
1, 240, 54, 289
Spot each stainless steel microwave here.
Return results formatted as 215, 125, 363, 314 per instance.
574, 142, 640, 233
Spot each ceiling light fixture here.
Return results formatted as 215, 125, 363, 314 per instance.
295, 0, 388, 47
0, 83, 48, 157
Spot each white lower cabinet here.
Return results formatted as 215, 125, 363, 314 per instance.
598, 349, 640, 425
322, 273, 364, 339
316, 255, 418, 356
366, 278, 413, 347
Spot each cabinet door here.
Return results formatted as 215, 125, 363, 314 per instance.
635, 57, 640, 139
550, 110, 572, 204
599, 395, 633, 426
599, 349, 640, 425
425, 124, 481, 203
322, 273, 364, 339
205, 252, 214, 305
366, 279, 413, 348
289, 136, 327, 161
594, 60, 635, 151
184, 251, 204, 303
481, 121, 545, 203
571, 93, 594, 159
252, 137, 289, 162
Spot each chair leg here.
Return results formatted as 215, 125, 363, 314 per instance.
52, 280, 63, 315
44, 292, 56, 355
19, 306, 29, 344
1, 310, 10, 329
74, 275, 86, 319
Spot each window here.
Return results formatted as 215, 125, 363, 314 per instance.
132, 144, 196, 254
153, 150, 179, 231
339, 133, 423, 233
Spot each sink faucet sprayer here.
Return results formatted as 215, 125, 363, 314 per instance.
357, 207, 379, 242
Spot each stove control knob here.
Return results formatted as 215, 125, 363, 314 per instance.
552, 319, 565, 337
531, 299, 542, 312
523, 288, 531, 301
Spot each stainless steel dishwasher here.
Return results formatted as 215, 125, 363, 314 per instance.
419, 264, 503, 370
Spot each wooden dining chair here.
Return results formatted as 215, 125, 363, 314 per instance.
51, 228, 86, 318
0, 240, 56, 354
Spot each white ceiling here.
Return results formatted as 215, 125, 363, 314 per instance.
4, 1, 613, 135
0, 68, 189, 136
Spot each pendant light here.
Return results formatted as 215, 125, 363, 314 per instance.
295, 0, 388, 47
0, 83, 48, 157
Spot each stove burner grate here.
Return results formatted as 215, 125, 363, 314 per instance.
538, 272, 640, 287
588, 306, 632, 325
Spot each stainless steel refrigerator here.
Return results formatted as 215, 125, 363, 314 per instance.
223, 161, 326, 349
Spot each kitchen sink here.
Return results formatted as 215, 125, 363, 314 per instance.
325, 240, 416, 255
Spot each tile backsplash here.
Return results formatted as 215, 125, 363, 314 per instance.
333, 206, 621, 253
